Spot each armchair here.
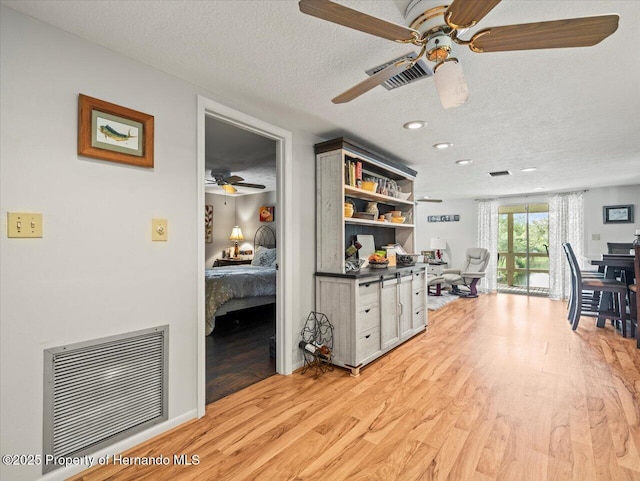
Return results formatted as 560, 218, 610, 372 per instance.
442, 248, 490, 298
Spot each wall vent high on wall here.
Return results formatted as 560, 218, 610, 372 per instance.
43, 326, 168, 473
366, 54, 433, 90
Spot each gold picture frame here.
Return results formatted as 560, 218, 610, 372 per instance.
78, 94, 154, 168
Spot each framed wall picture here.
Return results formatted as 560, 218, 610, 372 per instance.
205, 205, 213, 243
260, 206, 274, 222
78, 94, 154, 168
603, 204, 634, 224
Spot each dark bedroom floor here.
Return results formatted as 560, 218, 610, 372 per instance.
206, 303, 276, 404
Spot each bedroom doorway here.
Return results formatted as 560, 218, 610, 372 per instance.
197, 96, 293, 416
204, 116, 278, 403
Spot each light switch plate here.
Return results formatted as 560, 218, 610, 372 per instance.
592, 233, 600, 241
152, 218, 168, 241
7, 212, 43, 238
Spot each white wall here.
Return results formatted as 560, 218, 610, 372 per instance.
0, 7, 319, 481
415, 199, 478, 269
204, 191, 278, 266
236, 191, 278, 254
584, 184, 640, 258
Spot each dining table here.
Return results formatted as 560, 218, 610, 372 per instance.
590, 254, 635, 330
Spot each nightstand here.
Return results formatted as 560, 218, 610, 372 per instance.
214, 258, 252, 267
427, 262, 448, 276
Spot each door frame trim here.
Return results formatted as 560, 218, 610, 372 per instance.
196, 96, 293, 417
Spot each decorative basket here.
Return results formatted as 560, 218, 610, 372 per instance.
369, 260, 389, 269
397, 254, 418, 266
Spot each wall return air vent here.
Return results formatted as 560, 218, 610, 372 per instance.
43, 326, 168, 473
366, 54, 433, 90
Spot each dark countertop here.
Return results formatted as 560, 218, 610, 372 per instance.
316, 263, 426, 279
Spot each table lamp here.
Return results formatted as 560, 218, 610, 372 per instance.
430, 237, 446, 261
229, 226, 244, 257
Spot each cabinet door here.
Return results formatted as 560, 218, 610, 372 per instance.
398, 274, 413, 339
380, 277, 399, 349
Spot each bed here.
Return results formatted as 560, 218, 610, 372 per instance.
205, 226, 276, 335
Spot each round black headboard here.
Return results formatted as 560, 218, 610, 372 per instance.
254, 225, 276, 250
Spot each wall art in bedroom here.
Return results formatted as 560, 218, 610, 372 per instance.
205, 205, 213, 243
78, 94, 154, 168
260, 206, 274, 222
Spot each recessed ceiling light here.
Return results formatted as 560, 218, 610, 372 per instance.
521, 167, 537, 172
455, 159, 472, 165
433, 142, 452, 149
403, 120, 427, 130
534, 187, 544, 190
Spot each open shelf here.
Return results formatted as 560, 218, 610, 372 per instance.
345, 218, 414, 228
344, 186, 413, 207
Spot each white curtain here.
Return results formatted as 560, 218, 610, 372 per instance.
548, 192, 584, 300
477, 199, 499, 292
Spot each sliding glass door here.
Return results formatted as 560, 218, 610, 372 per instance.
497, 203, 549, 296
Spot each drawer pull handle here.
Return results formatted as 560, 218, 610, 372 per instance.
365, 308, 371, 313
365, 334, 371, 339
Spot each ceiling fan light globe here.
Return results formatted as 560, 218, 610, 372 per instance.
433, 58, 469, 109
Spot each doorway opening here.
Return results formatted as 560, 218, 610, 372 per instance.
204, 116, 277, 404
497, 203, 550, 296
197, 96, 293, 417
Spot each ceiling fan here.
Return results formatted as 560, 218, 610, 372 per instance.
298, 0, 619, 108
205, 169, 266, 194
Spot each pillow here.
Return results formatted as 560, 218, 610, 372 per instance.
251, 246, 277, 267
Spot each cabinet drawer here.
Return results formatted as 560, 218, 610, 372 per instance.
357, 327, 380, 361
413, 307, 426, 328
358, 304, 380, 333
358, 280, 379, 307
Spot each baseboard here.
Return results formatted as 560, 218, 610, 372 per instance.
41, 409, 198, 481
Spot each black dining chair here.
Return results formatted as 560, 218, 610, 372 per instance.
607, 242, 634, 254
562, 243, 604, 322
562, 242, 629, 335
607, 242, 634, 284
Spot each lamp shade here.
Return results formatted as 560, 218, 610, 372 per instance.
229, 226, 244, 241
433, 59, 469, 109
430, 237, 446, 250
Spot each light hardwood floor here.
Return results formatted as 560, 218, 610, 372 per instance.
70, 293, 640, 481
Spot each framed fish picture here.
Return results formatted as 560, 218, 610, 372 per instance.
78, 94, 154, 168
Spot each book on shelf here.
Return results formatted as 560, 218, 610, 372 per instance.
344, 158, 364, 188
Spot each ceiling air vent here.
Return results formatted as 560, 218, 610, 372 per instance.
366, 54, 433, 91
488, 170, 512, 177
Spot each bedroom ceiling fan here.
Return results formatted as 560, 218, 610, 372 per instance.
205, 169, 266, 193
298, 0, 619, 108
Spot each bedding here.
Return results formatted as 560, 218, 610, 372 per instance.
205, 265, 276, 335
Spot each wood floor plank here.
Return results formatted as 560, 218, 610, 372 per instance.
68, 294, 640, 481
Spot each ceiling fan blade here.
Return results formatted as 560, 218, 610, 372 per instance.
332, 60, 413, 104
299, 0, 419, 43
445, 0, 502, 29
234, 182, 266, 190
469, 15, 619, 53
225, 175, 244, 184
222, 184, 237, 194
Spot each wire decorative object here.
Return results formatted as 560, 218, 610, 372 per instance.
299, 312, 334, 378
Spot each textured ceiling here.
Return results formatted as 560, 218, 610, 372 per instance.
4, 0, 639, 200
